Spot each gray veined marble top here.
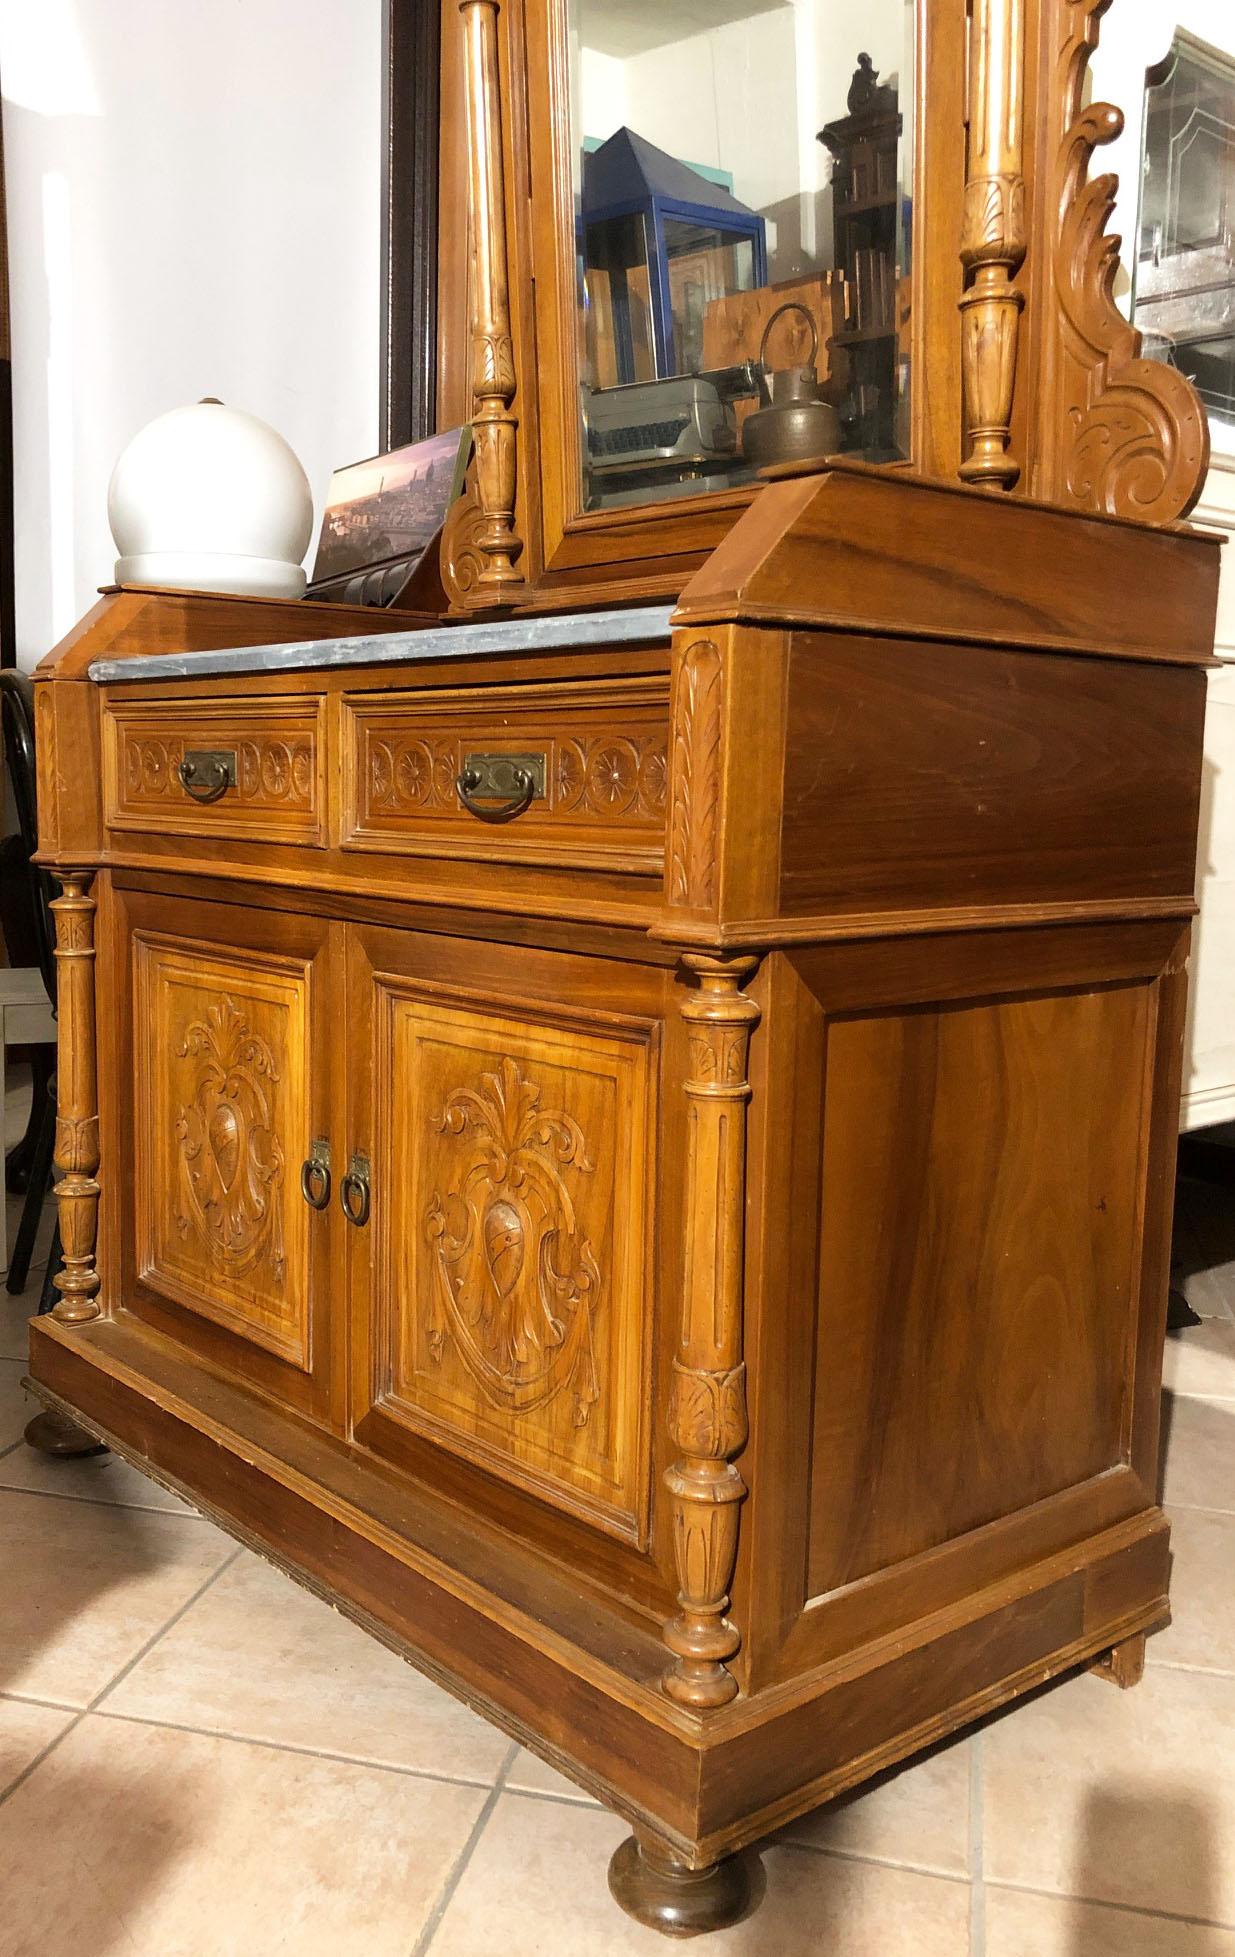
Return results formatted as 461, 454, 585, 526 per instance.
86, 602, 678, 684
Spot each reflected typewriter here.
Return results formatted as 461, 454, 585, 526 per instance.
582, 367, 758, 482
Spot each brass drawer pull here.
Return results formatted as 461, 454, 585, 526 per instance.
300, 1139, 332, 1211
178, 749, 237, 803
340, 1152, 371, 1228
456, 751, 545, 823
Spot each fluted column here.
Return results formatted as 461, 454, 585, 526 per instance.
50, 871, 101, 1324
459, 0, 524, 598
959, 0, 1028, 489
662, 954, 759, 1709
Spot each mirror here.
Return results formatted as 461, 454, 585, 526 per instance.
568, 0, 915, 514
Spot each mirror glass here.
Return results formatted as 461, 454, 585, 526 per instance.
568, 0, 915, 514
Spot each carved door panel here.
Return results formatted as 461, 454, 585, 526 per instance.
347, 924, 671, 1581
115, 886, 341, 1424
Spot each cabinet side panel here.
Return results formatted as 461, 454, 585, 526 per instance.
779, 635, 1205, 917
807, 979, 1150, 1598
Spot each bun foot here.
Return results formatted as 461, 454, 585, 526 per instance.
23, 1407, 106, 1457
608, 1833, 764, 1939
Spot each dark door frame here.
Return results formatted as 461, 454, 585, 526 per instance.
381, 0, 441, 450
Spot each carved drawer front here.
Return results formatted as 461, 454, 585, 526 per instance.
371, 985, 655, 1541
342, 676, 669, 873
133, 934, 314, 1369
104, 696, 325, 845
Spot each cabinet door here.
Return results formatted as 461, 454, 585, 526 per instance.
346, 924, 674, 1597
113, 885, 342, 1424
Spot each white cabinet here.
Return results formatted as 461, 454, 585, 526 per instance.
1184, 460, 1235, 1131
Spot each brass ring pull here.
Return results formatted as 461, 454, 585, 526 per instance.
177, 751, 236, 804
340, 1153, 371, 1228
456, 764, 536, 823
300, 1142, 331, 1211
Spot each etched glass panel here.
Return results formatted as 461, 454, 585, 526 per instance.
569, 0, 915, 513
1134, 30, 1235, 433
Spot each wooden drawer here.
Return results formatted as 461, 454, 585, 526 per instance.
103, 696, 326, 846
341, 677, 669, 875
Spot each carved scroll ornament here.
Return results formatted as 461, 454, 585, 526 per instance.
425, 1055, 602, 1425
667, 642, 723, 912
174, 998, 285, 1280
1040, 0, 1209, 523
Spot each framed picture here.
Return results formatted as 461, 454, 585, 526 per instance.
310, 424, 471, 590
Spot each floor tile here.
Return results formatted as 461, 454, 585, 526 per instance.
0, 1290, 36, 1363
101, 1549, 511, 1781
779, 1732, 971, 1877
0, 1487, 235, 1707
1152, 1509, 1235, 1676
0, 1438, 193, 1513
506, 1745, 602, 1804
0, 1696, 74, 1797
0, 1713, 486, 1957
431, 1792, 971, 1955
986, 1886, 1235, 1955
0, 1357, 37, 1448
1163, 1320, 1235, 1402
983, 1666, 1235, 1922
1161, 1394, 1235, 1512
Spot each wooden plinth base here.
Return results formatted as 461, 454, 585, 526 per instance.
608, 1835, 764, 1939
23, 1407, 107, 1458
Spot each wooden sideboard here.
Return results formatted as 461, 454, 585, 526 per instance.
26, 462, 1220, 1932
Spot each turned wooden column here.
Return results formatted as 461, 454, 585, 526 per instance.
662, 954, 759, 1709
49, 871, 101, 1324
458, 0, 523, 599
959, 0, 1027, 489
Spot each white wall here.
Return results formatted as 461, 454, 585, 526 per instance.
1, 0, 382, 668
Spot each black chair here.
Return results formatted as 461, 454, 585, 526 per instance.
0, 670, 60, 1302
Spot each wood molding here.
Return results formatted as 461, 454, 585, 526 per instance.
51, 872, 102, 1323
662, 955, 759, 1709
451, 0, 525, 607
960, 0, 1028, 490
1033, 0, 1210, 523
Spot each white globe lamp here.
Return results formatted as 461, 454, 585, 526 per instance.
108, 400, 314, 599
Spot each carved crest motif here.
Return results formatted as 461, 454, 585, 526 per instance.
425, 1055, 601, 1425
174, 997, 285, 1278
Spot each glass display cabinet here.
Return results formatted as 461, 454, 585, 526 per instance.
27, 0, 1223, 1938
1133, 28, 1235, 435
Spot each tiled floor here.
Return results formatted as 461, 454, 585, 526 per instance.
0, 1166, 1232, 1956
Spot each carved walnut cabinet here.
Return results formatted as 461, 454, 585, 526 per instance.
26, 0, 1224, 1937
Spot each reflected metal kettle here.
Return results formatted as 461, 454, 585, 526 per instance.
741, 301, 841, 470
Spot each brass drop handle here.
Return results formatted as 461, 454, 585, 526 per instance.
340, 1152, 371, 1228
178, 749, 237, 803
300, 1139, 331, 1211
455, 751, 545, 823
